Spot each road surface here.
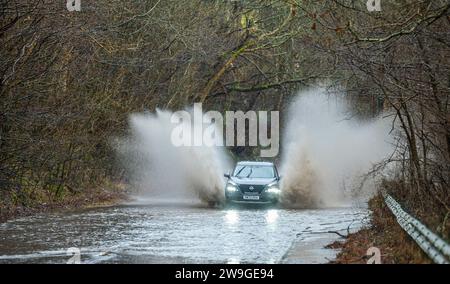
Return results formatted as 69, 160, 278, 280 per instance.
0, 200, 368, 263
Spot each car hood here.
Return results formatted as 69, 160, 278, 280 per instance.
230, 177, 277, 185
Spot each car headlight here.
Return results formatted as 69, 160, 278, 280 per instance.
266, 183, 280, 194
267, 187, 280, 194
226, 183, 238, 192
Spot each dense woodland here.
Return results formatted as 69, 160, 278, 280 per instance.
0, 0, 449, 236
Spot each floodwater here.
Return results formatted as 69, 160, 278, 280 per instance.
0, 200, 368, 263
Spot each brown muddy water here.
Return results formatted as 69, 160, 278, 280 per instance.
0, 200, 368, 263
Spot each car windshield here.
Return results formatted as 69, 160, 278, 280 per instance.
233, 165, 275, 178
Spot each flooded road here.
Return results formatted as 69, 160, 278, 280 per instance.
0, 201, 368, 263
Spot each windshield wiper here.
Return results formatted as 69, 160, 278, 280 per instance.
246, 168, 253, 178
235, 166, 247, 177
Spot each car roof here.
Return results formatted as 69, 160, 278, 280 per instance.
236, 161, 274, 166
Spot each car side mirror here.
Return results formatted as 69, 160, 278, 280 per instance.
224, 173, 230, 179
278, 175, 282, 180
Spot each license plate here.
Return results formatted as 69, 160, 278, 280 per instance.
243, 195, 260, 200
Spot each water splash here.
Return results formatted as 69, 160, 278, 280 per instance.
115, 109, 231, 205
280, 89, 392, 208
116, 88, 392, 208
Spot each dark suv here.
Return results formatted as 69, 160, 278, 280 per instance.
224, 161, 281, 204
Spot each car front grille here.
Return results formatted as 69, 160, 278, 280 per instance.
238, 184, 265, 194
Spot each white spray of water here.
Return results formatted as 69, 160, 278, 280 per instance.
280, 89, 392, 208
116, 109, 231, 205
116, 88, 392, 208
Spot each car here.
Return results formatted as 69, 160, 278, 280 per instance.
224, 161, 281, 204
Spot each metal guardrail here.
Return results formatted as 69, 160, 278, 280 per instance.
382, 192, 450, 264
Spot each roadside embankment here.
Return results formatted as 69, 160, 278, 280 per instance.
329, 194, 433, 264
0, 182, 129, 223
